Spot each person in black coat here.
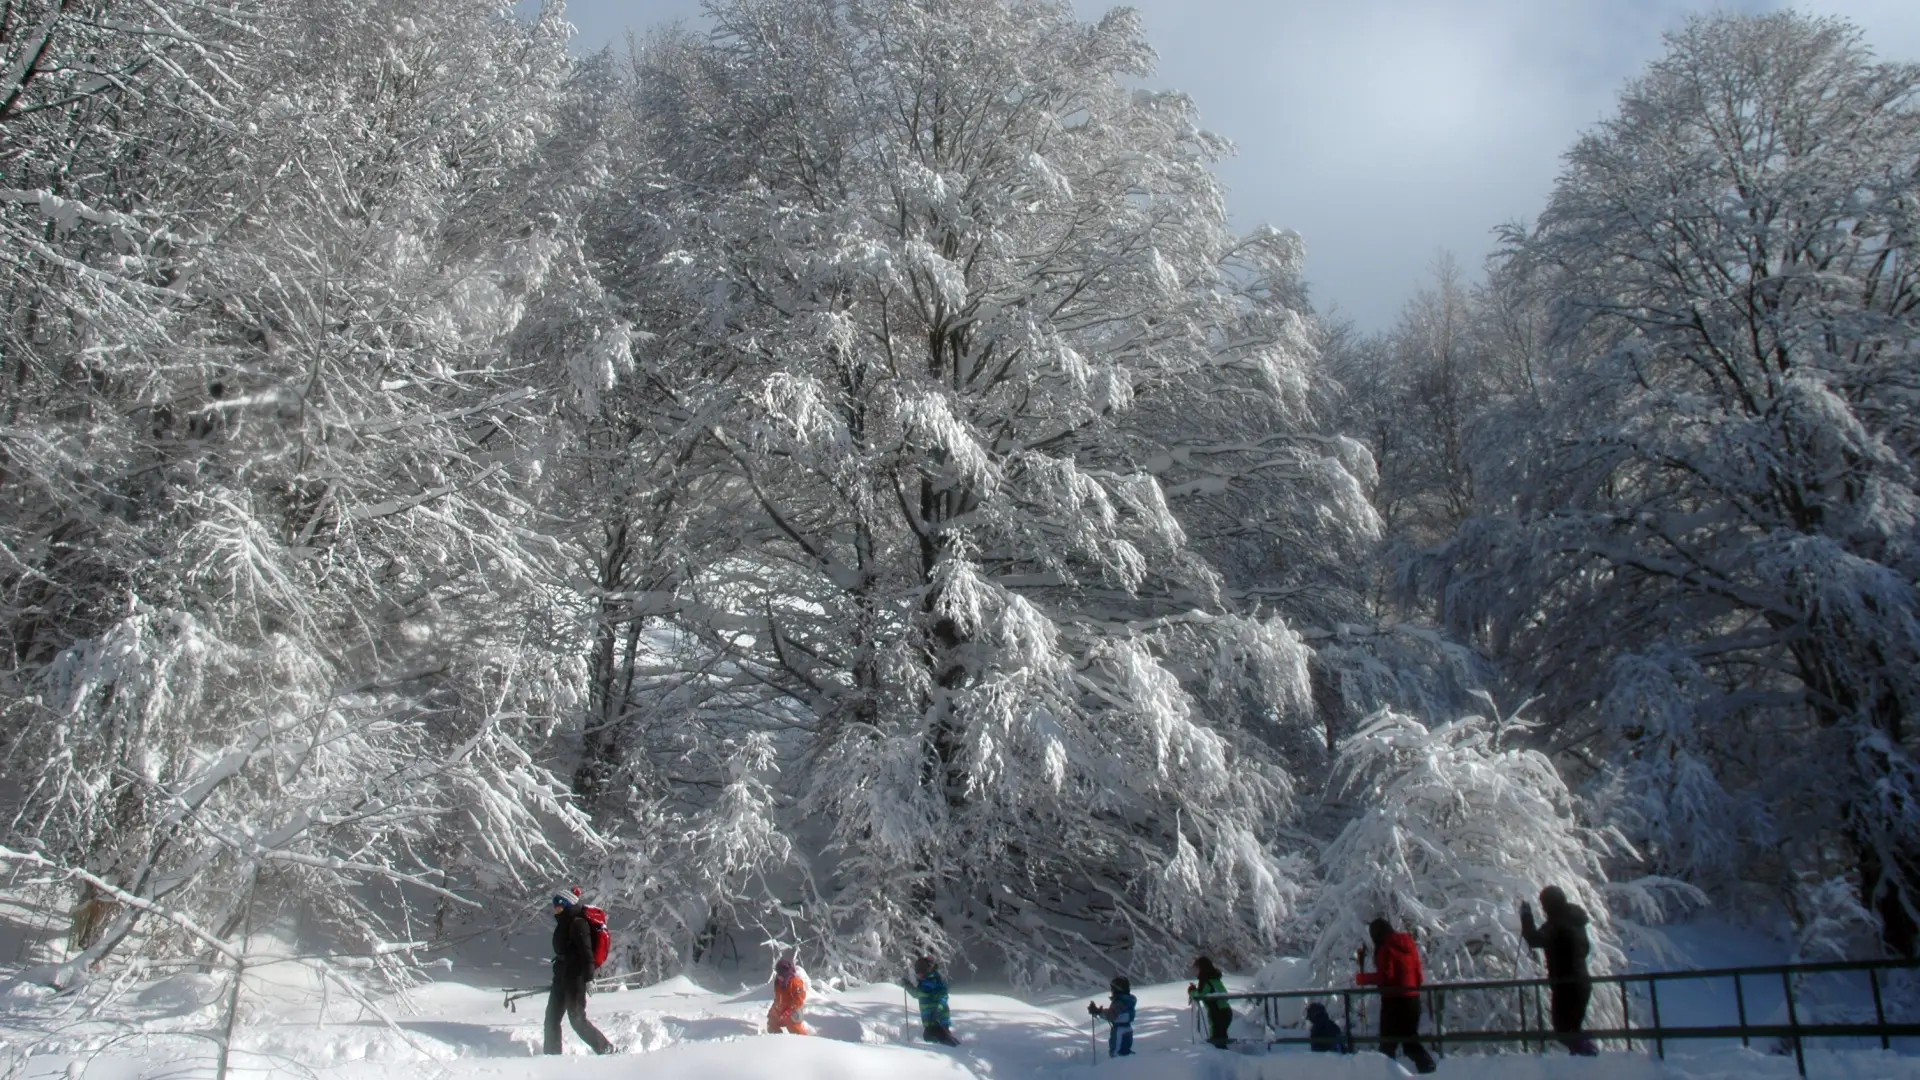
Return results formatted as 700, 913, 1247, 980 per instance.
1305, 1001, 1349, 1053
1521, 885, 1598, 1056
544, 894, 613, 1055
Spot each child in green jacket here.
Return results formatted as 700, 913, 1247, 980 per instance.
1187, 955, 1231, 1047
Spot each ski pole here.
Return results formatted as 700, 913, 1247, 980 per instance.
502, 985, 547, 1012
506, 969, 628, 1011
1091, 1011, 1097, 1063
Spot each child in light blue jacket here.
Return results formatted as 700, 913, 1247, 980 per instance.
1089, 976, 1137, 1057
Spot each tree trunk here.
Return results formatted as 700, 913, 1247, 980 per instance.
576, 521, 630, 805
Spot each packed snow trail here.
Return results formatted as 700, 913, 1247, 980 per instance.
2, 965, 1917, 1080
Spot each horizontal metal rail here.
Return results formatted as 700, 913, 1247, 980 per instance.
1196, 956, 1920, 1000
1254, 1023, 1920, 1046
1191, 955, 1920, 1078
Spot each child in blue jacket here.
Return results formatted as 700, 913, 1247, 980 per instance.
1088, 976, 1137, 1056
906, 955, 960, 1046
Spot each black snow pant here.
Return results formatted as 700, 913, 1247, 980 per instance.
923, 1023, 960, 1046
1550, 980, 1598, 1055
544, 975, 613, 1055
1378, 996, 1436, 1073
1205, 1004, 1232, 1047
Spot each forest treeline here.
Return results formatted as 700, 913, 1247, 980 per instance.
1, 0, 1914, 1006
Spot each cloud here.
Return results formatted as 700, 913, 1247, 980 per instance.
540, 0, 1920, 330
1112, 0, 1768, 328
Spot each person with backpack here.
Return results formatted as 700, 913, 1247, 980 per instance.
1521, 885, 1599, 1056
767, 952, 812, 1035
1087, 976, 1137, 1057
1187, 956, 1232, 1048
905, 955, 960, 1046
1355, 918, 1435, 1073
1305, 1001, 1349, 1053
543, 893, 613, 1055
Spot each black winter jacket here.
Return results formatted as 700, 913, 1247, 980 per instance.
552, 909, 597, 984
1521, 902, 1592, 986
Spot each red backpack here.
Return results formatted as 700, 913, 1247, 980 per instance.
572, 888, 611, 971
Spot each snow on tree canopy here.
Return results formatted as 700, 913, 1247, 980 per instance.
1409, 11, 1920, 955
0, 0, 599, 977
575, 0, 1374, 986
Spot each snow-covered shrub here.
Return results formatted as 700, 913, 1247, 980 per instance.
1308, 705, 1631, 1028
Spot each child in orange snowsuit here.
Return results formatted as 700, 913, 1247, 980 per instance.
767, 954, 811, 1035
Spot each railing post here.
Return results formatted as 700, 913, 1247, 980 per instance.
1620, 980, 1632, 1051
1432, 989, 1444, 1059
1734, 973, 1748, 1048
1782, 970, 1805, 1078
1869, 967, 1888, 1051
1517, 986, 1528, 1053
1534, 984, 1548, 1055
1649, 977, 1664, 1061
1343, 990, 1354, 1055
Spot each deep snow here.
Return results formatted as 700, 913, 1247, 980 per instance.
0, 922, 1914, 1079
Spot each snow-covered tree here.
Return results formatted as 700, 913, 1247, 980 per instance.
587, 0, 1372, 985
1303, 259, 1522, 750
1328, 255, 1491, 551
1414, 12, 1920, 953
0, 0, 603, 976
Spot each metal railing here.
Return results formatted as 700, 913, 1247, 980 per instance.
1192, 956, 1920, 1078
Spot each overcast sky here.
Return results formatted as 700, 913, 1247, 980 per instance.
542, 0, 1920, 330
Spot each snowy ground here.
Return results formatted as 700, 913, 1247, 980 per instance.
0, 922, 1914, 1079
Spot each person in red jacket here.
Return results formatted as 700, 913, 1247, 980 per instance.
1355, 918, 1436, 1074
